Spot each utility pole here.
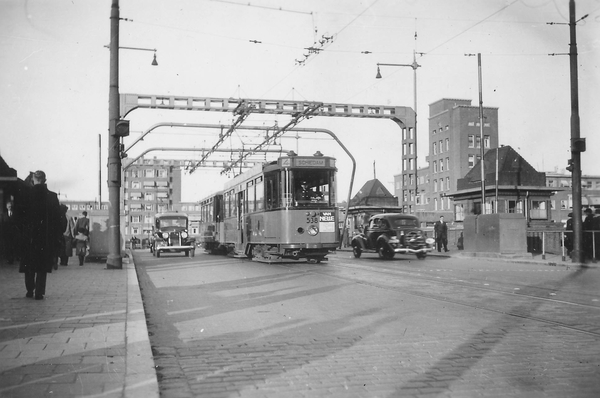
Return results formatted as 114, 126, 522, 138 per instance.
107, 0, 123, 269
477, 53, 485, 214
568, 0, 585, 263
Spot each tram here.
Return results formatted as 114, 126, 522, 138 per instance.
197, 152, 339, 262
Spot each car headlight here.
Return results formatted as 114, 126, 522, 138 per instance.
162, 232, 169, 239
181, 231, 188, 239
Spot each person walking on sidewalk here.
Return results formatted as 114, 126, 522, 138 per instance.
20, 170, 63, 300
75, 210, 89, 237
59, 204, 75, 266
434, 215, 449, 253
74, 228, 88, 266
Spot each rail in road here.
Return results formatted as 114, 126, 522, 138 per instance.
132, 249, 600, 398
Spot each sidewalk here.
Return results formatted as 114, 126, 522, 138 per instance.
0, 252, 158, 398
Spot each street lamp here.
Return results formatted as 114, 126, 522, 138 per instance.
120, 46, 158, 66
465, 53, 486, 214
376, 51, 421, 213
104, 45, 159, 66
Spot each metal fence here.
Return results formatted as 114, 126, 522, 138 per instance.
526, 229, 599, 262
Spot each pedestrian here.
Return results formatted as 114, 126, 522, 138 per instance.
594, 208, 600, 261
75, 210, 90, 237
1, 201, 17, 264
59, 204, 75, 266
583, 208, 594, 261
20, 170, 63, 300
74, 228, 88, 266
565, 213, 573, 257
434, 215, 449, 252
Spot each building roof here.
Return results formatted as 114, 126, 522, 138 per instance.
457, 145, 546, 190
350, 179, 398, 207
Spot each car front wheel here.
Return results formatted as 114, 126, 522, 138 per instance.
352, 245, 362, 258
378, 244, 394, 260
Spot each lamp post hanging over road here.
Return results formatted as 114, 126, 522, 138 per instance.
376, 50, 421, 213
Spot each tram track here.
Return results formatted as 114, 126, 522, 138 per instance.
279, 258, 600, 338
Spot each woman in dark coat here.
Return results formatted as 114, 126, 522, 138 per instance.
20, 170, 63, 300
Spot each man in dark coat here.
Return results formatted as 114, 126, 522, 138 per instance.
583, 208, 594, 262
21, 170, 63, 300
434, 215, 449, 252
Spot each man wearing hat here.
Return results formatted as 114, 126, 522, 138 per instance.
20, 170, 64, 300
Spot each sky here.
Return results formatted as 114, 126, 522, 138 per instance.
1, 0, 599, 203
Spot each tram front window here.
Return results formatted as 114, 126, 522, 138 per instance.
292, 171, 331, 207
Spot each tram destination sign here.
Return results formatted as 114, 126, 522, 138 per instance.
279, 157, 333, 168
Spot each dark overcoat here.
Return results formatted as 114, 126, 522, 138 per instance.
21, 184, 63, 273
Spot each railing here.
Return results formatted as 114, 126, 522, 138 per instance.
526, 229, 598, 262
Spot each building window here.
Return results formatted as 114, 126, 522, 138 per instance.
440, 179, 444, 191
434, 179, 437, 192
446, 158, 450, 171
440, 160, 444, 172
145, 204, 153, 211
468, 122, 475, 127
445, 125, 449, 131
446, 177, 450, 191
432, 129, 436, 135
132, 170, 139, 178
157, 169, 167, 178
507, 200, 524, 214
434, 198, 438, 210
409, 143, 414, 155
550, 200, 556, 210
131, 215, 142, 223
433, 161, 438, 173
468, 135, 475, 148
455, 204, 465, 221
547, 180, 555, 187
131, 227, 140, 235
476, 136, 481, 148
468, 155, 475, 168
131, 181, 141, 189
433, 142, 437, 155
484, 135, 490, 148
530, 201, 547, 220
145, 193, 154, 201
145, 169, 154, 178
439, 140, 443, 154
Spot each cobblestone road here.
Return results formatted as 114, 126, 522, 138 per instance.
133, 251, 600, 397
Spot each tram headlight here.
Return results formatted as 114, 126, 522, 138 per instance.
307, 226, 319, 236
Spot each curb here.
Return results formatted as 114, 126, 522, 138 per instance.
123, 251, 160, 398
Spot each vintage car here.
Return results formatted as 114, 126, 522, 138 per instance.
351, 213, 435, 260
152, 212, 196, 258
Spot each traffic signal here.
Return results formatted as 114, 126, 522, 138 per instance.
111, 119, 130, 137
566, 159, 574, 173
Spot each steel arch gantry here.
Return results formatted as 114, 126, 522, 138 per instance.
120, 93, 417, 211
